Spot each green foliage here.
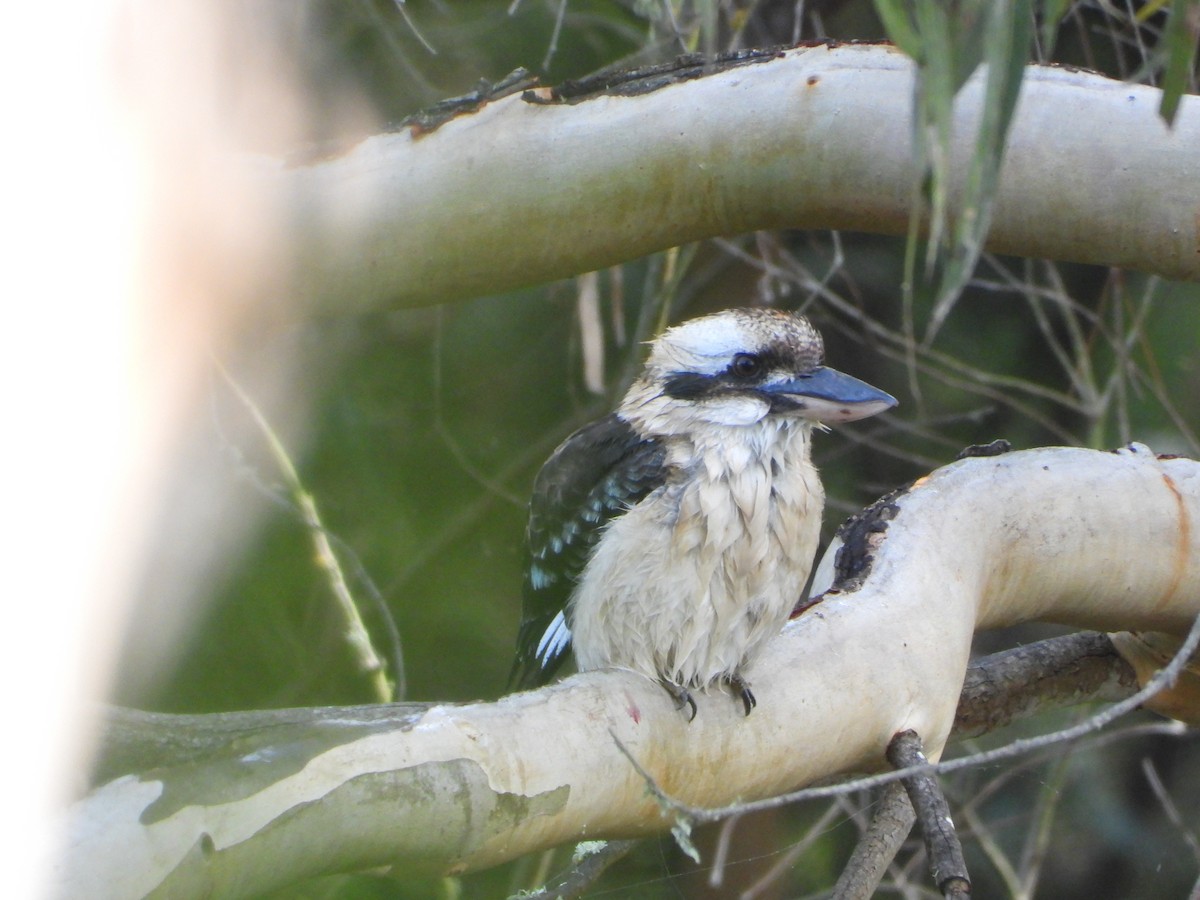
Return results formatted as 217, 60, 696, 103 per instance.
875, 0, 1036, 341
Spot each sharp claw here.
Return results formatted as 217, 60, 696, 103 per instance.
661, 680, 698, 721
725, 673, 756, 716
740, 686, 756, 716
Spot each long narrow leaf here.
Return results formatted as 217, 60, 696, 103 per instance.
1159, 0, 1200, 126
926, 0, 1034, 341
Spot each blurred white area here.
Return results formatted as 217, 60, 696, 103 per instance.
0, 2, 342, 894
3, 6, 144, 893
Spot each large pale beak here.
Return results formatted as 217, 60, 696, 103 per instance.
762, 366, 897, 424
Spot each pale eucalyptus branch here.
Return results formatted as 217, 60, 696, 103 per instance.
257, 44, 1200, 319
61, 446, 1200, 898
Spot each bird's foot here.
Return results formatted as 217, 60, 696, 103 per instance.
661, 680, 698, 721
723, 672, 756, 716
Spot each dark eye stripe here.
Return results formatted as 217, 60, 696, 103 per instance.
662, 372, 714, 400
662, 344, 818, 402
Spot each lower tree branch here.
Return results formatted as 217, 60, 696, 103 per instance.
953, 631, 1138, 739
61, 446, 1200, 898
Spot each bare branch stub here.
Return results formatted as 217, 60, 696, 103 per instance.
530, 39, 896, 104
886, 730, 972, 900
398, 42, 890, 137
539, 46, 786, 103
955, 439, 1013, 459
401, 67, 541, 136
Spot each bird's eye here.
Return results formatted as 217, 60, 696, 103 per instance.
731, 353, 762, 379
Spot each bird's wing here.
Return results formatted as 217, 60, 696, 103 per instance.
510, 413, 669, 689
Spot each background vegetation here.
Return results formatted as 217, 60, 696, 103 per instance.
109, 1, 1199, 896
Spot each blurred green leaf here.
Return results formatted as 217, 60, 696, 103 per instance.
926, 0, 1033, 341
873, 0, 925, 57
1039, 0, 1071, 56
1158, 0, 1200, 126
874, 0, 1036, 343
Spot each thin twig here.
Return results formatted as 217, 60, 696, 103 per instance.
390, 0, 436, 55
740, 800, 848, 899
1016, 745, 1070, 897
707, 812, 743, 889
1141, 758, 1200, 866
960, 804, 1020, 897
541, 0, 568, 70
609, 728, 687, 813
215, 360, 395, 704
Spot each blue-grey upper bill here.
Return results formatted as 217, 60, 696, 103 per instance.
763, 367, 897, 423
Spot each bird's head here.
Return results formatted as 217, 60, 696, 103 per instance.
621, 308, 896, 433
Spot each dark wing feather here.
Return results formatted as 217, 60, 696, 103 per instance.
509, 413, 668, 689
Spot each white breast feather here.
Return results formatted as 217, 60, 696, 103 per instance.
568, 419, 822, 689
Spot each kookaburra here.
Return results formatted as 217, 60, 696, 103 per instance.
511, 308, 895, 717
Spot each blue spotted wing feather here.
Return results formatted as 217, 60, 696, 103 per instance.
510, 413, 668, 689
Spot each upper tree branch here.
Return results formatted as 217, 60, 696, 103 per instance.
257, 43, 1199, 318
